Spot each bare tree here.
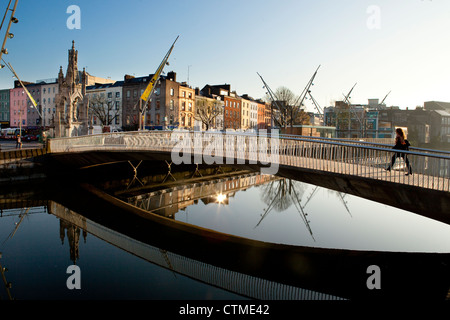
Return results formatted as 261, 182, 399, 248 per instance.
267, 87, 310, 128
295, 109, 311, 125
194, 99, 223, 131
88, 94, 120, 127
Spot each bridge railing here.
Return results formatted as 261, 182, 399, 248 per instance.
278, 138, 449, 192
48, 130, 450, 192
279, 134, 450, 157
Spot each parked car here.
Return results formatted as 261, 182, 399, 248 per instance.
24, 134, 39, 142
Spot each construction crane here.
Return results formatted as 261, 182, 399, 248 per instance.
139, 35, 179, 130
293, 65, 321, 120
257, 72, 286, 128
338, 83, 366, 137
377, 90, 391, 110
307, 92, 323, 115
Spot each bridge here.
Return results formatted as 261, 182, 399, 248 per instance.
43, 131, 449, 188
40, 130, 449, 217
1, 130, 449, 220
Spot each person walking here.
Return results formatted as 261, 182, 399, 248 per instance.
385, 128, 413, 175
16, 134, 22, 149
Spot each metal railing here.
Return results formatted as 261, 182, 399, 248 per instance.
48, 130, 450, 192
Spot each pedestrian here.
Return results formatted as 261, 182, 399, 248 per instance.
385, 128, 413, 175
16, 134, 22, 149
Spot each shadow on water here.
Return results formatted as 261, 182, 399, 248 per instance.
2, 160, 450, 300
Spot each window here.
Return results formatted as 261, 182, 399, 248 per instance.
126, 90, 130, 98
182, 91, 186, 98
170, 100, 174, 110
181, 102, 185, 111
107, 92, 112, 98
188, 102, 192, 111
170, 88, 174, 96
115, 101, 120, 110
115, 91, 120, 98
156, 100, 160, 110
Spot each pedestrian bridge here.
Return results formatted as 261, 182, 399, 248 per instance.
45, 130, 449, 190
42, 130, 450, 222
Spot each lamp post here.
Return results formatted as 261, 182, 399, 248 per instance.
0, 0, 19, 63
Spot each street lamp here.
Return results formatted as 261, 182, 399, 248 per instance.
0, 0, 19, 63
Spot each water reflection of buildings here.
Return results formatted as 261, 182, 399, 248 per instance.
127, 172, 280, 218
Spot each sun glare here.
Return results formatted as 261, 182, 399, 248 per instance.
216, 193, 227, 204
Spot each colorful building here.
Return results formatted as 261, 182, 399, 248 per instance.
178, 82, 195, 129
0, 89, 10, 128
9, 82, 27, 129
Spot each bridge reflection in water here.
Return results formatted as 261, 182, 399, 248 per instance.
1, 161, 450, 300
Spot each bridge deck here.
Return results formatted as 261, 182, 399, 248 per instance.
285, 154, 449, 192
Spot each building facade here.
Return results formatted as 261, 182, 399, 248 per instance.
178, 82, 195, 129
240, 95, 251, 130
40, 80, 58, 128
86, 81, 123, 132
25, 82, 41, 128
224, 94, 241, 130
9, 83, 27, 129
194, 90, 224, 131
122, 71, 179, 130
257, 100, 265, 129
0, 89, 10, 128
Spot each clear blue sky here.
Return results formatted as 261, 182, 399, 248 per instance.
1, 0, 449, 111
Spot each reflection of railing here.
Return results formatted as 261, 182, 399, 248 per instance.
50, 201, 345, 300
48, 130, 450, 192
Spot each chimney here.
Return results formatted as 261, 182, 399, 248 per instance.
124, 74, 135, 82
167, 71, 176, 82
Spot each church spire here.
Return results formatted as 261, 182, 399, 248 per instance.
66, 40, 78, 86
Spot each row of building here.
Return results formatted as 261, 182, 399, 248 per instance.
320, 100, 450, 144
0, 41, 449, 146
0, 42, 272, 135
0, 73, 273, 133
